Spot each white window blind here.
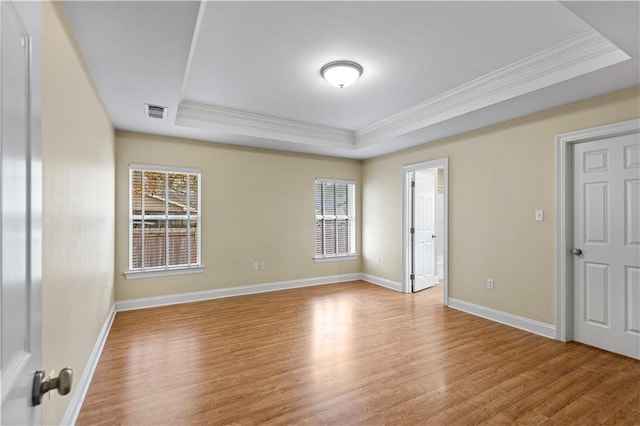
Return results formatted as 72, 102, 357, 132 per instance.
315, 179, 356, 258
129, 165, 201, 272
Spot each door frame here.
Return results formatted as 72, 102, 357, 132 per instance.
555, 118, 639, 342
402, 158, 449, 303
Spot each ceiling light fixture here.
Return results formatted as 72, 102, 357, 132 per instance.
321, 60, 363, 89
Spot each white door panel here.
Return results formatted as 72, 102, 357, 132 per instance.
413, 170, 437, 292
1, 1, 42, 423
573, 132, 640, 359
625, 179, 640, 246
584, 182, 608, 243
583, 262, 609, 326
625, 266, 640, 335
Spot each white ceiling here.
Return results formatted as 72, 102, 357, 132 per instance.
62, 1, 639, 159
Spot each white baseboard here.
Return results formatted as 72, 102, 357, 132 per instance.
361, 273, 403, 292
61, 304, 116, 426
448, 297, 556, 339
115, 273, 362, 311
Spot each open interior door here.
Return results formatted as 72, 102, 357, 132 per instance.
1, 1, 43, 424
572, 131, 640, 359
412, 170, 437, 292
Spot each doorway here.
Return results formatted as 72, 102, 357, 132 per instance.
403, 158, 448, 304
556, 119, 639, 359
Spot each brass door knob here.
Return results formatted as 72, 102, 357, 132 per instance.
32, 367, 73, 406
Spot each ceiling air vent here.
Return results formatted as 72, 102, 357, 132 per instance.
144, 104, 167, 119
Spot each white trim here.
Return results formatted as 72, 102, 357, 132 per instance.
115, 273, 362, 311
361, 274, 402, 292
61, 305, 116, 426
124, 266, 204, 280
128, 167, 133, 271
176, 101, 355, 149
356, 30, 629, 147
315, 177, 356, 185
555, 118, 640, 342
437, 255, 444, 280
402, 158, 449, 305
129, 163, 201, 174
313, 255, 358, 263
448, 298, 556, 339
180, 0, 207, 96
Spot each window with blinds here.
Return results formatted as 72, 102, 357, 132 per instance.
129, 165, 201, 272
315, 179, 356, 259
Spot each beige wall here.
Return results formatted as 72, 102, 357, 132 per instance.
115, 132, 361, 301
362, 86, 640, 324
42, 2, 115, 424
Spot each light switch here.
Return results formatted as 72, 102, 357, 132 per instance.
535, 210, 544, 221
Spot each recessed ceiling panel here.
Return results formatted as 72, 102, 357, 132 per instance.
183, 1, 593, 130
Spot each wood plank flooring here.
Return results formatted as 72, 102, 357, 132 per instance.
77, 281, 640, 425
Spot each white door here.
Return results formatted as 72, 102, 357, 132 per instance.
572, 132, 640, 359
1, 1, 43, 423
413, 170, 437, 292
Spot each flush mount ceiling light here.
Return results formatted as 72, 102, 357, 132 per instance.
321, 60, 363, 89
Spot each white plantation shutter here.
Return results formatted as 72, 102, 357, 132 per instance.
129, 165, 201, 271
315, 179, 356, 258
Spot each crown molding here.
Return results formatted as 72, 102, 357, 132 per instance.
176, 101, 355, 149
355, 29, 630, 147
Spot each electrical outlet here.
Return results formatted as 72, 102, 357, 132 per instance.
535, 210, 544, 221
487, 279, 494, 289
252, 262, 259, 271
259, 262, 265, 270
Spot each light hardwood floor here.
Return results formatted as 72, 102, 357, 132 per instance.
77, 281, 639, 425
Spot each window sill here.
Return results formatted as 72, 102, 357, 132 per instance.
124, 266, 204, 280
313, 255, 358, 263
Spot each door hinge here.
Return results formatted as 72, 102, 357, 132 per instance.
410, 227, 415, 234
411, 181, 415, 188
410, 274, 415, 281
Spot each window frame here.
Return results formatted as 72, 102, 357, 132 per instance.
125, 164, 203, 279
314, 178, 357, 262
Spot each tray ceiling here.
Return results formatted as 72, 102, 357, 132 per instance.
63, 1, 639, 159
